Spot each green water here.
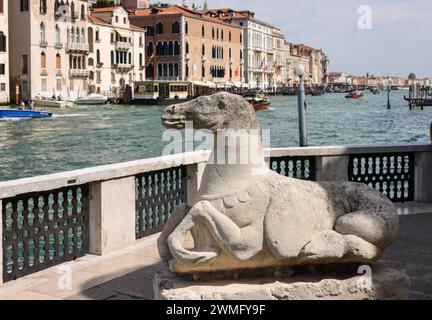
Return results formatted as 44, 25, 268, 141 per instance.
1, 91, 431, 182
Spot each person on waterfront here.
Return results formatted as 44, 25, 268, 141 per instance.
28, 101, 34, 111
20, 101, 25, 110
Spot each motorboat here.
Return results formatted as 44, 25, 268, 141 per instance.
0, 109, 53, 119
345, 90, 364, 99
246, 94, 271, 111
74, 94, 108, 105
34, 97, 72, 108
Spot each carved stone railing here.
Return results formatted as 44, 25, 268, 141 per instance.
0, 144, 431, 284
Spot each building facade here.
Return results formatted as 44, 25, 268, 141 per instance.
9, 0, 92, 102
129, 5, 244, 87
0, 0, 9, 104
88, 6, 145, 95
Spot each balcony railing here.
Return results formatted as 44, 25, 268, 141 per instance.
40, 41, 48, 48
55, 43, 63, 49
66, 42, 89, 53
56, 69, 62, 76
114, 63, 132, 70
40, 68, 47, 76
115, 41, 132, 51
69, 69, 89, 78
1, 144, 431, 284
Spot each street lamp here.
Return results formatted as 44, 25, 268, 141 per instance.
295, 62, 308, 147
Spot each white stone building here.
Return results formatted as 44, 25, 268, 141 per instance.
0, 0, 9, 104
9, 0, 92, 102
88, 6, 145, 95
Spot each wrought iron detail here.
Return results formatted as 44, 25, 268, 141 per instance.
136, 166, 187, 239
2, 185, 89, 282
269, 156, 316, 180
348, 153, 415, 202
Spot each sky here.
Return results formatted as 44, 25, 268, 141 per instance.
167, 0, 432, 78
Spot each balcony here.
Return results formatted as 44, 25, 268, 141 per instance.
69, 69, 89, 78
115, 41, 132, 51
66, 42, 89, 53
40, 41, 48, 48
114, 63, 133, 70
56, 69, 62, 76
55, 43, 63, 49
40, 68, 47, 76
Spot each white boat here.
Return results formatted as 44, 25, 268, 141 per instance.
34, 97, 72, 108
74, 94, 108, 105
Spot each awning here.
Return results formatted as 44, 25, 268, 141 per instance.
115, 29, 131, 39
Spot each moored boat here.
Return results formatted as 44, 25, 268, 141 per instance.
34, 97, 72, 108
74, 93, 108, 105
345, 90, 364, 99
0, 109, 53, 119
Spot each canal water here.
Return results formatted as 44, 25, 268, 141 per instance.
1, 90, 431, 181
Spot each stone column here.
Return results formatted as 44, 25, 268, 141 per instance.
89, 177, 136, 256
316, 155, 349, 182
415, 151, 432, 203
0, 200, 2, 284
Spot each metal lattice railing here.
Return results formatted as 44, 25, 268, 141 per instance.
269, 156, 316, 181
135, 166, 187, 239
2, 185, 89, 282
348, 153, 415, 202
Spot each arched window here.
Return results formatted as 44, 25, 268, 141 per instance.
217, 28, 219, 39
163, 64, 168, 77
174, 41, 180, 55
55, 25, 60, 45
229, 31, 232, 42
202, 44, 205, 55
174, 63, 179, 78
229, 48, 232, 59
157, 64, 163, 78
56, 53, 61, 69
212, 27, 215, 39
185, 42, 189, 54
163, 41, 168, 56
169, 63, 174, 78
221, 30, 224, 40
128, 52, 132, 64
156, 22, 163, 35
168, 41, 173, 56
0, 32, 6, 52
75, 27, 79, 43
139, 53, 143, 67
40, 22, 46, 42
80, 4, 85, 20
96, 49, 101, 64
81, 28, 85, 43
185, 22, 188, 34
54, 0, 60, 14
40, 52, 46, 68
111, 51, 114, 65
202, 65, 205, 78
201, 25, 205, 37
156, 41, 163, 56
95, 28, 100, 41
147, 42, 153, 56
71, 1, 75, 17
172, 21, 180, 34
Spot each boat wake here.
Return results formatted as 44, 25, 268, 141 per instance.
52, 113, 86, 118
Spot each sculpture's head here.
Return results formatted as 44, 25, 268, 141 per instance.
161, 92, 259, 131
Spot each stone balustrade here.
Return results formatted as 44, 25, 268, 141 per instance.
0, 144, 431, 284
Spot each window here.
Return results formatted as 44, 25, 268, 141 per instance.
172, 21, 180, 34
111, 51, 114, 65
202, 44, 205, 55
0, 0, 3, 14
0, 31, 6, 52
22, 55, 28, 74
212, 27, 215, 39
202, 65, 205, 78
147, 26, 154, 36
115, 16, 119, 23
96, 49, 101, 64
201, 25, 205, 37
124, 17, 127, 24
20, 0, 29, 12
96, 28, 100, 42
156, 22, 163, 35
139, 36, 143, 46
168, 41, 173, 56
110, 32, 114, 43
111, 72, 115, 83
128, 52, 132, 64
221, 30, 224, 40
40, 23, 46, 43
169, 64, 173, 78
55, 25, 60, 45
139, 53, 143, 67
42, 79, 47, 92
96, 71, 101, 81
1, 83, 6, 91
229, 31, 232, 42
157, 64, 162, 78
56, 79, 62, 91
185, 42, 189, 54
147, 42, 153, 56
185, 22, 188, 34
40, 52, 46, 69
40, 0, 47, 14
80, 4, 85, 20
56, 54, 61, 69
174, 64, 179, 78
0, 64, 4, 75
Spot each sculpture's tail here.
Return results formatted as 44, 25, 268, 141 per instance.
157, 203, 190, 263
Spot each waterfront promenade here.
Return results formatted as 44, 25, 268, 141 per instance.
0, 204, 430, 300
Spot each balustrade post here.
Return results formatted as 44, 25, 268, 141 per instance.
414, 151, 432, 203
0, 200, 3, 284
186, 163, 206, 206
316, 155, 349, 182
89, 177, 136, 255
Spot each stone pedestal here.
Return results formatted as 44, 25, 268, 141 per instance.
153, 264, 410, 300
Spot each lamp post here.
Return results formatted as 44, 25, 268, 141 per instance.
387, 77, 392, 109
295, 62, 308, 147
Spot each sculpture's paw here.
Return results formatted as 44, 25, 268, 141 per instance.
300, 230, 346, 260
299, 230, 383, 262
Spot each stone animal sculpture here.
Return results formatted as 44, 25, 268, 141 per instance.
158, 92, 399, 274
